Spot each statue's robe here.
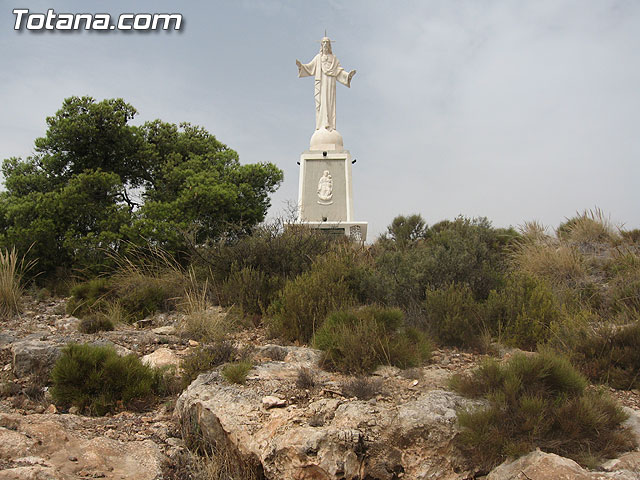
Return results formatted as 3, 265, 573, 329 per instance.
298, 53, 351, 131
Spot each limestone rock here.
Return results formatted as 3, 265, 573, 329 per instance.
11, 340, 61, 377
262, 396, 286, 409
141, 347, 180, 369
151, 325, 177, 336
175, 347, 480, 480
623, 407, 640, 446
603, 451, 640, 473
487, 449, 638, 480
0, 413, 164, 480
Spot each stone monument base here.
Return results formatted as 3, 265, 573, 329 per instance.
296, 149, 368, 242
302, 221, 368, 242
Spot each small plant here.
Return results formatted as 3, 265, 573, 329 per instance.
484, 273, 562, 350
66, 277, 112, 317
180, 308, 233, 343
423, 282, 484, 347
295, 367, 316, 390
451, 351, 635, 470
313, 306, 432, 374
221, 361, 252, 385
181, 343, 236, 388
341, 376, 382, 400
50, 343, 158, 415
217, 265, 284, 316
78, 315, 115, 334
0, 247, 37, 318
560, 323, 640, 390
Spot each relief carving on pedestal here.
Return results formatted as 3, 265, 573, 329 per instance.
317, 170, 334, 205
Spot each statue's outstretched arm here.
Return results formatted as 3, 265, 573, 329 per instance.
297, 58, 315, 78
336, 68, 356, 88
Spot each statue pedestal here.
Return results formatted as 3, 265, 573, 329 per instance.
297, 149, 368, 242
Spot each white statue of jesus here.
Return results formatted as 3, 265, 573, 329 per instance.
296, 37, 356, 133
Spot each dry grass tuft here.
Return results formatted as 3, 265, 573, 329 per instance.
511, 241, 587, 288
558, 208, 620, 244
518, 220, 550, 243
0, 247, 36, 318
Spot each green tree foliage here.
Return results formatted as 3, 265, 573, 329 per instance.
382, 213, 427, 248
366, 216, 518, 316
0, 97, 283, 276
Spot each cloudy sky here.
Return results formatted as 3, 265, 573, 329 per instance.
1, 0, 639, 239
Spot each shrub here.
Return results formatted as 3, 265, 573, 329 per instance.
216, 265, 283, 315
295, 367, 316, 390
367, 217, 517, 320
341, 376, 382, 400
451, 351, 635, 470
561, 323, 640, 390
267, 249, 362, 343
221, 361, 252, 384
50, 343, 158, 415
0, 247, 36, 318
78, 315, 114, 334
181, 342, 236, 388
485, 273, 562, 350
312, 306, 432, 374
203, 221, 337, 285
180, 308, 233, 343
66, 277, 113, 317
423, 283, 484, 347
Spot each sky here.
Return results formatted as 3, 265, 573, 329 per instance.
1, 0, 639, 240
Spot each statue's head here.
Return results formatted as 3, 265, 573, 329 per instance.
320, 37, 332, 54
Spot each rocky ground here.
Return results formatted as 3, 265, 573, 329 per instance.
0, 296, 639, 479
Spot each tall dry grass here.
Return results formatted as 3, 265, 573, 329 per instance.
558, 208, 620, 244
0, 247, 36, 318
511, 241, 587, 288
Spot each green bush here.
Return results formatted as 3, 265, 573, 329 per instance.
181, 343, 237, 388
50, 343, 158, 415
117, 275, 181, 321
312, 306, 432, 374
78, 315, 114, 334
561, 323, 640, 390
221, 361, 252, 384
366, 217, 517, 321
201, 222, 341, 317
66, 277, 113, 317
267, 249, 362, 343
423, 283, 484, 347
204, 222, 337, 283
485, 273, 562, 350
451, 352, 635, 470
217, 265, 283, 315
